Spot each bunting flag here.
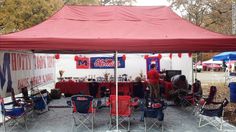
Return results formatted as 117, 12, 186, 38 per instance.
178, 53, 182, 58
122, 55, 126, 61
74, 55, 79, 61
169, 53, 172, 59
55, 54, 60, 59
188, 53, 192, 58
158, 54, 162, 59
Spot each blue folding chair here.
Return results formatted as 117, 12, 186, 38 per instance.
1, 97, 27, 132
71, 95, 95, 132
31, 89, 49, 112
143, 100, 167, 132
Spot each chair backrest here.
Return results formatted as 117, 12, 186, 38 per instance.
192, 80, 202, 98
201, 98, 229, 117
206, 86, 217, 104
21, 87, 30, 100
222, 98, 229, 108
0, 97, 5, 113
192, 80, 201, 93
89, 82, 99, 98
71, 95, 93, 113
110, 95, 131, 116
133, 82, 144, 98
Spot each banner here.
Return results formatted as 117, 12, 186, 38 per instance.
90, 57, 125, 69
76, 57, 90, 69
146, 56, 160, 73
0, 51, 55, 97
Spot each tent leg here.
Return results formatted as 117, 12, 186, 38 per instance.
114, 51, 119, 132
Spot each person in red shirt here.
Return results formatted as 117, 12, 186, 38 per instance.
147, 63, 160, 99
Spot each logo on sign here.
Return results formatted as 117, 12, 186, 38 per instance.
76, 57, 90, 69
90, 57, 125, 69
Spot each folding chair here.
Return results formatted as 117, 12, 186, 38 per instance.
204, 86, 217, 105
1, 97, 27, 132
199, 98, 229, 131
31, 89, 49, 112
108, 95, 134, 131
71, 95, 95, 132
178, 80, 202, 108
193, 86, 217, 115
143, 100, 166, 132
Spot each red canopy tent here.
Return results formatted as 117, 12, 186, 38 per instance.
0, 5, 236, 53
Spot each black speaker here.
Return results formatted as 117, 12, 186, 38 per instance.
51, 89, 61, 99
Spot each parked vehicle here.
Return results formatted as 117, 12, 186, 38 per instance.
194, 64, 202, 72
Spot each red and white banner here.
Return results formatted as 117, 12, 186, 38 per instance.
0, 51, 55, 97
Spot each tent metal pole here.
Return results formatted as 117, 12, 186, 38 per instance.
114, 51, 119, 131
194, 53, 198, 81
192, 55, 194, 83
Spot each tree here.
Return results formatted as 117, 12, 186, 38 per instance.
100, 0, 135, 6
0, 0, 64, 34
0, 0, 135, 34
63, 0, 100, 5
168, 0, 233, 35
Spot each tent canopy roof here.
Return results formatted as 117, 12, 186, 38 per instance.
202, 59, 222, 65
1, 5, 236, 53
213, 52, 236, 61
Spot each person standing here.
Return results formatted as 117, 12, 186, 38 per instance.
147, 63, 160, 99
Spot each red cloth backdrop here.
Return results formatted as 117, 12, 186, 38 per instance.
55, 81, 147, 97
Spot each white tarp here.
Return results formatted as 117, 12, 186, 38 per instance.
202, 59, 222, 65
0, 51, 55, 97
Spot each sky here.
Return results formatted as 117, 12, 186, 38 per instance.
135, 0, 170, 6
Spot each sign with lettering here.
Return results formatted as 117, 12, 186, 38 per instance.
76, 57, 90, 69
90, 57, 125, 69
0, 51, 55, 97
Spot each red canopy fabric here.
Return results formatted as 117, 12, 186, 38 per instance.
1, 5, 236, 53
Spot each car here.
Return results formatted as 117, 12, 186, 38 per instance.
193, 64, 203, 72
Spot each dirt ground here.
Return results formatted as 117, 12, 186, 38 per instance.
197, 71, 236, 125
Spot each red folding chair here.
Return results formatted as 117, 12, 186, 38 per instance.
178, 80, 203, 108
108, 95, 136, 131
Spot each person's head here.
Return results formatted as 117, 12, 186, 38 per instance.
150, 64, 156, 69
135, 76, 142, 82
179, 75, 186, 81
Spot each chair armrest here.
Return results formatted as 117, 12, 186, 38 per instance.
202, 95, 208, 99
4, 102, 15, 106
211, 101, 222, 105
131, 97, 139, 107
66, 100, 72, 107
152, 103, 162, 108
131, 101, 139, 107
106, 101, 110, 106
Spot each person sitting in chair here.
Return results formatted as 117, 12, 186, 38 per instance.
133, 77, 144, 98
169, 75, 190, 104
